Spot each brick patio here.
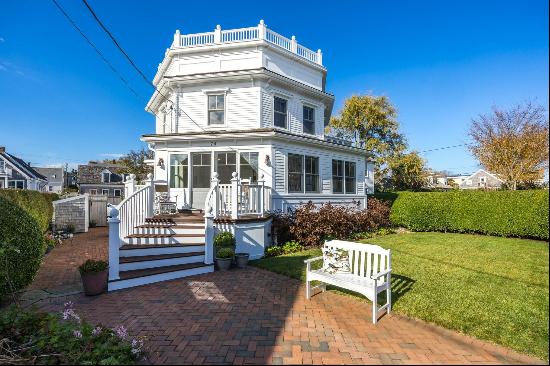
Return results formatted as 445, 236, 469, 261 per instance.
27, 228, 544, 365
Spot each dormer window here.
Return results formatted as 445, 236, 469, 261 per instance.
303, 105, 315, 134
102, 171, 111, 183
274, 96, 287, 128
208, 94, 225, 125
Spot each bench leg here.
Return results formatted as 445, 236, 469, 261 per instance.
387, 286, 391, 314
306, 280, 311, 300
372, 293, 378, 324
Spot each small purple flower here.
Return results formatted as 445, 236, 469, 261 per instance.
113, 325, 128, 340
92, 326, 102, 336
131, 338, 144, 355
73, 330, 82, 339
61, 308, 81, 323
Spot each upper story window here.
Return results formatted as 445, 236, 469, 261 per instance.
102, 171, 111, 183
303, 105, 315, 134
274, 96, 287, 128
208, 94, 225, 125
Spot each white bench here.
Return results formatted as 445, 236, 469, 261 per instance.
304, 240, 392, 324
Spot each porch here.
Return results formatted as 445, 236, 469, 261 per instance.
106, 171, 272, 291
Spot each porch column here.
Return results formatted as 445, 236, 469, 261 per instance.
125, 174, 136, 197
147, 173, 154, 218
258, 174, 265, 216
231, 172, 239, 219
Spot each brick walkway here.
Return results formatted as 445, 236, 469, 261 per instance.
29, 228, 543, 365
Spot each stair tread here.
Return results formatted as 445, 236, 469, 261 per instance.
112, 262, 211, 281
136, 224, 204, 229
120, 251, 205, 264
126, 233, 205, 238
121, 243, 205, 250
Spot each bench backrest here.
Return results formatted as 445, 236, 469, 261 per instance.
323, 240, 391, 282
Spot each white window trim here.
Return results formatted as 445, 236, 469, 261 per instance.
286, 153, 320, 194
332, 159, 358, 195
101, 170, 111, 183
204, 89, 230, 126
302, 103, 316, 136
102, 189, 109, 195
273, 94, 290, 130
113, 189, 122, 197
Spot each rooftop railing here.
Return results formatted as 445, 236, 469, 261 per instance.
172, 20, 323, 66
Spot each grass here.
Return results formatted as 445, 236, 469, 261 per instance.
251, 232, 549, 360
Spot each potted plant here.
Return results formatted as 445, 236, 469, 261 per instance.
214, 231, 236, 271
79, 259, 108, 296
234, 252, 250, 268
215, 247, 234, 271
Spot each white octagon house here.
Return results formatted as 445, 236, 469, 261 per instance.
107, 21, 373, 291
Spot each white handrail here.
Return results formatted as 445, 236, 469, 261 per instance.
172, 22, 322, 65
116, 184, 151, 242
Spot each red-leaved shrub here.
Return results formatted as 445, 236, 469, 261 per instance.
270, 199, 391, 248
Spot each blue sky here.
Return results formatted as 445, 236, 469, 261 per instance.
1, 0, 548, 174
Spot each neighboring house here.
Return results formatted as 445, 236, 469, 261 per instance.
77, 161, 126, 198
448, 169, 503, 190
34, 167, 64, 193
426, 171, 453, 190
144, 22, 371, 211
0, 146, 48, 190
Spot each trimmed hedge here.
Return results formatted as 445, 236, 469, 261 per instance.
0, 189, 54, 233
0, 197, 45, 298
390, 190, 549, 240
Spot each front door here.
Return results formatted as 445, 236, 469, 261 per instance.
169, 153, 190, 209
191, 152, 211, 209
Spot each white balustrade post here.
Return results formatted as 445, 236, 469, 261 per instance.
230, 172, 239, 219
204, 207, 215, 265
107, 205, 120, 281
258, 174, 265, 216
214, 25, 222, 43
317, 49, 323, 65
258, 19, 266, 39
291, 35, 297, 53
211, 172, 219, 217
173, 29, 181, 47
125, 174, 136, 198
147, 173, 154, 218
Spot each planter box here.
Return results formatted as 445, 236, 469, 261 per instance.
81, 270, 108, 296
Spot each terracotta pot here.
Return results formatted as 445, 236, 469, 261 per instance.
216, 257, 232, 271
80, 270, 108, 296
235, 253, 249, 269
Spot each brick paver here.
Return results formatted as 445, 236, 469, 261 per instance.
30, 228, 544, 365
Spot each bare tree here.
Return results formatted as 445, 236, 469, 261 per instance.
468, 102, 549, 190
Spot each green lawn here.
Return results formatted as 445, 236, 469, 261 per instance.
251, 232, 549, 360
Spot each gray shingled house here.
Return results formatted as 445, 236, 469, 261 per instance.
77, 161, 126, 198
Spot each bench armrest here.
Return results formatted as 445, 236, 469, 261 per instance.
304, 256, 323, 264
370, 268, 392, 280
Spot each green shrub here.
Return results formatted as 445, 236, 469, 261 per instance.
0, 303, 144, 364
214, 231, 235, 249
390, 190, 549, 239
0, 189, 53, 233
216, 247, 234, 259
265, 246, 284, 257
79, 259, 108, 274
0, 197, 45, 299
281, 241, 304, 254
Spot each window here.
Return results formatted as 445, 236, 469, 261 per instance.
49, 185, 53, 192
332, 160, 344, 193
90, 189, 97, 195
345, 161, 356, 194
208, 94, 225, 125
287, 154, 303, 193
169, 154, 188, 188
102, 171, 110, 183
240, 152, 259, 182
333, 160, 356, 194
288, 154, 319, 193
303, 105, 315, 134
305, 156, 319, 192
114, 189, 121, 197
216, 152, 236, 184
274, 96, 287, 128
192, 153, 211, 188
102, 189, 109, 196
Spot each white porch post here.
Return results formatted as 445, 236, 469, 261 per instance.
291, 35, 297, 53
211, 172, 219, 217
107, 205, 120, 281
173, 29, 181, 47
214, 24, 222, 44
230, 172, 239, 219
147, 173, 154, 218
258, 20, 266, 39
317, 49, 323, 65
258, 174, 265, 216
125, 174, 136, 198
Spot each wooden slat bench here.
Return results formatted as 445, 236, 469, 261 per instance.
304, 240, 392, 324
